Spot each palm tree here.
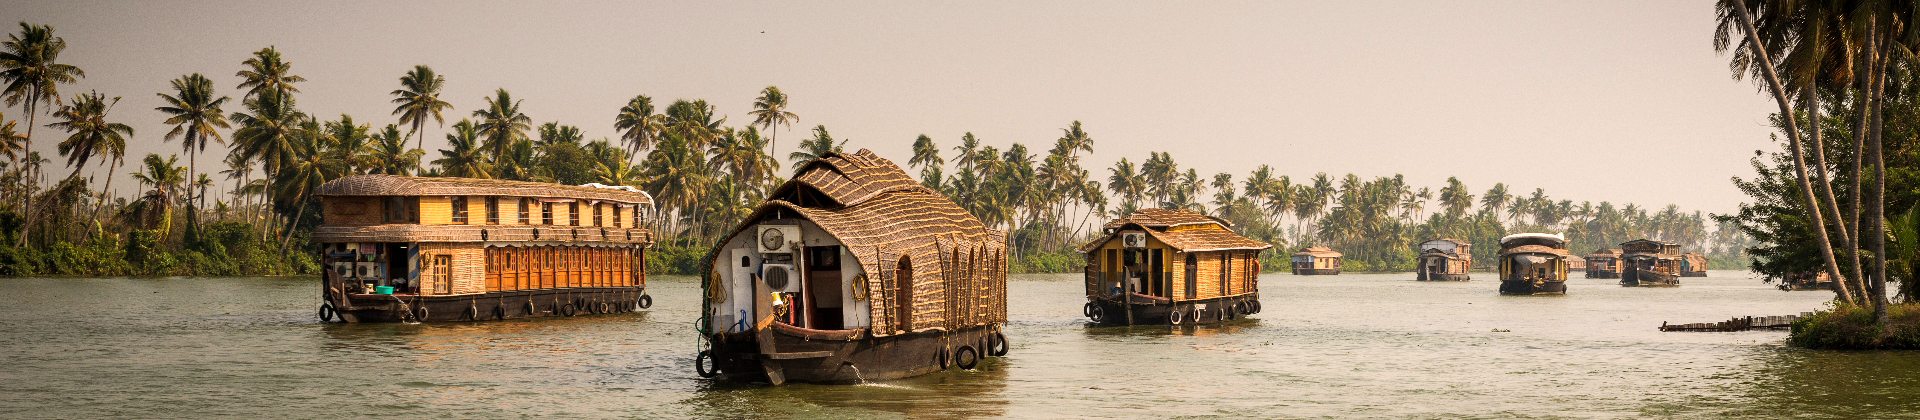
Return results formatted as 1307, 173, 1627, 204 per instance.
47, 91, 129, 182
1057, 121, 1094, 165
2, 22, 85, 244
709, 126, 777, 190
366, 124, 421, 175
433, 119, 491, 178
156, 73, 231, 220
1106, 158, 1144, 210
909, 134, 943, 170
234, 46, 305, 101
472, 88, 531, 157
952, 132, 981, 172
272, 127, 341, 251
390, 65, 452, 151
219, 152, 255, 222
664, 99, 725, 152
0, 111, 24, 163
614, 94, 662, 162
229, 89, 309, 240
749, 86, 798, 160
128, 153, 185, 236
535, 121, 582, 149
640, 135, 710, 240
788, 125, 845, 164
322, 115, 372, 175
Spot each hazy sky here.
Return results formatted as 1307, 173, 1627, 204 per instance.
8, 1, 1776, 216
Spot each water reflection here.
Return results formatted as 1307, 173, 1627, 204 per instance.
681, 360, 1010, 418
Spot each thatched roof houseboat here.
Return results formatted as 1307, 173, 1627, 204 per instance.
1292, 246, 1343, 275
696, 150, 1008, 385
1497, 233, 1569, 295
1620, 239, 1681, 287
1078, 208, 1271, 325
312, 175, 655, 322
1584, 248, 1622, 279
1415, 239, 1472, 281
1680, 253, 1708, 277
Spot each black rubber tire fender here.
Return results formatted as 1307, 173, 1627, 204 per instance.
562, 303, 578, 317
1083, 301, 1096, 318
937, 348, 951, 370
414, 306, 429, 322
638, 294, 654, 309
318, 303, 336, 323
695, 350, 720, 378
465, 305, 479, 321
1088, 304, 1106, 323
987, 332, 1010, 356
527, 301, 537, 316
954, 346, 980, 370
1169, 307, 1184, 325
494, 305, 507, 320
600, 302, 612, 314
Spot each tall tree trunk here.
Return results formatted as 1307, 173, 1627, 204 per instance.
17, 96, 37, 247
1868, 31, 1890, 324
1807, 86, 1863, 302
1729, 0, 1855, 304
1845, 28, 1877, 304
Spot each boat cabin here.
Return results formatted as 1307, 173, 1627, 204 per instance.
1620, 239, 1681, 286
1679, 253, 1708, 277
1497, 233, 1569, 295
1292, 246, 1343, 275
1584, 248, 1622, 278
1415, 239, 1472, 281
697, 150, 1008, 385
312, 175, 655, 322
1079, 208, 1271, 325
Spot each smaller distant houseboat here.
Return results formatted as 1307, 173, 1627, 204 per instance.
1415, 239, 1472, 281
1679, 253, 1708, 277
1292, 246, 1343, 275
1784, 271, 1835, 291
1080, 208, 1271, 325
1568, 257, 1587, 272
1584, 249, 1622, 279
1497, 233, 1569, 295
1619, 239, 1681, 287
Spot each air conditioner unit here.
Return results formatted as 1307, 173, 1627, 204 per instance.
1121, 232, 1147, 249
757, 225, 802, 253
761, 263, 799, 292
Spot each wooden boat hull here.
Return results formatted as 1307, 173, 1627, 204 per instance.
328, 286, 647, 322
1084, 295, 1258, 325
1418, 272, 1470, 281
1620, 271, 1679, 287
1788, 281, 1834, 291
1586, 271, 1619, 279
1499, 280, 1566, 295
1293, 268, 1340, 275
1681, 271, 1708, 277
708, 323, 1003, 385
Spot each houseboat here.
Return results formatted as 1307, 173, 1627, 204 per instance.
1584, 248, 1622, 278
1680, 253, 1708, 277
1292, 246, 1342, 275
1415, 239, 1472, 281
694, 150, 1008, 385
1784, 271, 1835, 291
1497, 233, 1569, 295
1619, 239, 1681, 287
312, 175, 655, 323
1079, 208, 1270, 326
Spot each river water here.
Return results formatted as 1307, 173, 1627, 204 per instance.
0, 271, 1912, 418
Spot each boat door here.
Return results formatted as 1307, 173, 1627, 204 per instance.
805, 246, 844, 330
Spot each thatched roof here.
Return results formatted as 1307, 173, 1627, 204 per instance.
1079, 209, 1270, 253
1421, 238, 1470, 246
1500, 244, 1570, 257
1295, 246, 1342, 258
713, 149, 1006, 335
314, 224, 652, 244
315, 175, 653, 205
1585, 248, 1622, 258
1101, 208, 1230, 230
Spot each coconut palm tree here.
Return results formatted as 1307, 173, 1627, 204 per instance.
788, 125, 844, 165
1057, 120, 1093, 165
2, 22, 86, 244
640, 134, 709, 240
48, 91, 130, 183
433, 119, 491, 179
366, 124, 421, 176
156, 73, 231, 217
472, 88, 531, 157
1105, 158, 1144, 210
234, 46, 304, 101
127, 153, 184, 235
614, 94, 662, 162
909, 134, 943, 171
709, 126, 776, 190
322, 115, 371, 175
749, 86, 798, 160
272, 126, 341, 251
390, 65, 452, 151
951, 132, 981, 172
535, 121, 582, 149
664, 99, 725, 152
0, 112, 24, 163
229, 89, 310, 239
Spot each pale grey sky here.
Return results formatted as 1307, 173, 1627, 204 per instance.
8, 1, 1775, 216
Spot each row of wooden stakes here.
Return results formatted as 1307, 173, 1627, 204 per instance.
1659, 313, 1812, 332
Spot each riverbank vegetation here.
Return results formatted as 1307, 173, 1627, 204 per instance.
0, 21, 1750, 278
1712, 0, 1919, 347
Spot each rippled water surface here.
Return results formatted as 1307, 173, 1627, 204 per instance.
2, 272, 1916, 418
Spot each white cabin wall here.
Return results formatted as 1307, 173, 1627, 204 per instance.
842, 246, 870, 329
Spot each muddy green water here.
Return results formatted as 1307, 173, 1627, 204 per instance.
0, 272, 1912, 418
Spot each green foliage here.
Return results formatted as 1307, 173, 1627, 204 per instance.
1788, 303, 1920, 349
1011, 250, 1079, 274
647, 243, 710, 275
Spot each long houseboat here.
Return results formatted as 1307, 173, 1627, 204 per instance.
1584, 248, 1622, 278
1497, 233, 1569, 295
1680, 252, 1708, 277
695, 150, 1009, 385
1619, 239, 1681, 287
1291, 246, 1343, 275
313, 175, 655, 323
1415, 239, 1472, 281
1079, 208, 1270, 325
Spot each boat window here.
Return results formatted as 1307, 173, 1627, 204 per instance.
1185, 253, 1197, 299
518, 198, 531, 224
451, 196, 468, 224
383, 196, 419, 224
569, 202, 580, 226
433, 254, 452, 294
485, 197, 500, 225
613, 206, 622, 228
592, 204, 603, 227
542, 202, 554, 225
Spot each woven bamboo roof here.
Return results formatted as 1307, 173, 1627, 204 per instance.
1295, 246, 1342, 258
771, 149, 933, 208
1500, 244, 1570, 257
1681, 252, 1708, 265
1101, 208, 1230, 230
1586, 248, 1622, 258
1079, 209, 1269, 253
314, 175, 654, 205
